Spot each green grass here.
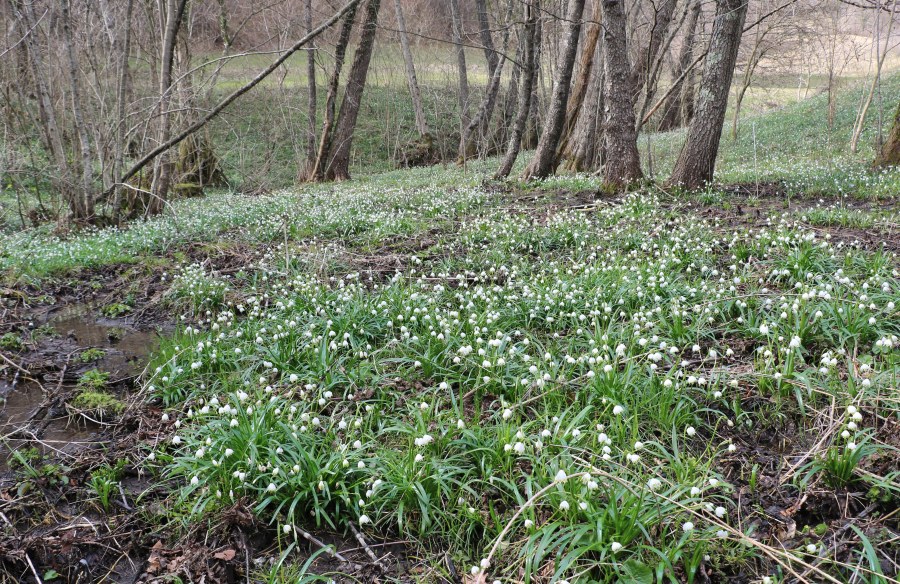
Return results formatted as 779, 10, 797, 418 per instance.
138, 181, 899, 582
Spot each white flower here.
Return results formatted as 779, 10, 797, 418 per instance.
190, 476, 199, 486
806, 544, 817, 553
283, 524, 292, 533
715, 506, 726, 518
359, 514, 371, 525
759, 324, 769, 335
686, 426, 696, 437
647, 478, 662, 491
267, 483, 277, 492
559, 500, 570, 511
524, 519, 534, 528
682, 521, 694, 532
611, 542, 623, 552
612, 405, 624, 415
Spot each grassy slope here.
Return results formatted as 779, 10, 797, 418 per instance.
2, 73, 898, 280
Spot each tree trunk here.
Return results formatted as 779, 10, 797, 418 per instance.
495, 0, 539, 179
305, 0, 318, 170
631, 0, 678, 97
394, 0, 429, 138
562, 44, 603, 172
522, 0, 586, 180
448, 0, 471, 135
308, 4, 359, 181
60, 0, 95, 223
323, 0, 382, 181
668, 0, 747, 190
658, 0, 701, 132
111, 0, 135, 224
14, 0, 75, 218
873, 101, 900, 167
459, 2, 514, 163
600, 0, 642, 189
554, 0, 602, 167
149, 0, 189, 216
475, 0, 499, 78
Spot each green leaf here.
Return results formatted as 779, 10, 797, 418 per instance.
619, 559, 654, 584
43, 570, 60, 581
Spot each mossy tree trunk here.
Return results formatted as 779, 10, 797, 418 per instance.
873, 101, 900, 168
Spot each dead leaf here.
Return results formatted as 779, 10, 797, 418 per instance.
213, 549, 236, 561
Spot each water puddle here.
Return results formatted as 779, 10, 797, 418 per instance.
0, 304, 160, 471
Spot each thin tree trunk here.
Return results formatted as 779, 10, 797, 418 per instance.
849, 0, 897, 153
658, 0, 701, 131
554, 0, 602, 168
149, 0, 189, 216
111, 0, 364, 195
323, 0, 382, 181
305, 0, 318, 169
632, 0, 678, 97
475, 0, 499, 78
522, 0, 586, 179
111, 0, 135, 223
600, 0, 642, 189
14, 0, 74, 216
394, 0, 429, 138
459, 2, 514, 163
873, 101, 900, 167
495, 0, 539, 179
668, 0, 747, 189
449, 0, 470, 134
308, 4, 359, 181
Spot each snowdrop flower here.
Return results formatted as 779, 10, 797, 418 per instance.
686, 426, 696, 436
612, 405, 624, 415
283, 524, 292, 534
714, 506, 726, 518
682, 522, 694, 532
806, 544, 817, 553
190, 476, 199, 486
559, 500, 570, 511
647, 478, 662, 491
611, 542, 623, 552
555, 469, 568, 482
359, 514, 371, 525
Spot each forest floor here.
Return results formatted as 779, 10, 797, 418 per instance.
0, 80, 899, 583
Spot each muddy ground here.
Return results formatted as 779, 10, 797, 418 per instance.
0, 185, 898, 583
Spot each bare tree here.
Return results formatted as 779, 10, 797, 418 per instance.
496, 0, 540, 178
600, 0, 642, 189
394, 0, 430, 140
522, 0, 587, 179
554, 0, 602, 167
321, 0, 383, 181
849, 0, 898, 152
449, 0, 471, 135
668, 0, 748, 189
308, 4, 360, 181
658, 0, 702, 131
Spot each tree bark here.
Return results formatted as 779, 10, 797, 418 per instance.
562, 44, 603, 172
495, 0, 539, 179
148, 0, 189, 216
323, 0, 382, 181
658, 0, 701, 131
308, 4, 359, 181
873, 101, 900, 167
448, 0, 471, 134
668, 0, 747, 190
554, 0, 602, 168
111, 0, 135, 223
394, 0, 429, 138
305, 0, 318, 170
522, 0, 586, 179
600, 0, 642, 189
